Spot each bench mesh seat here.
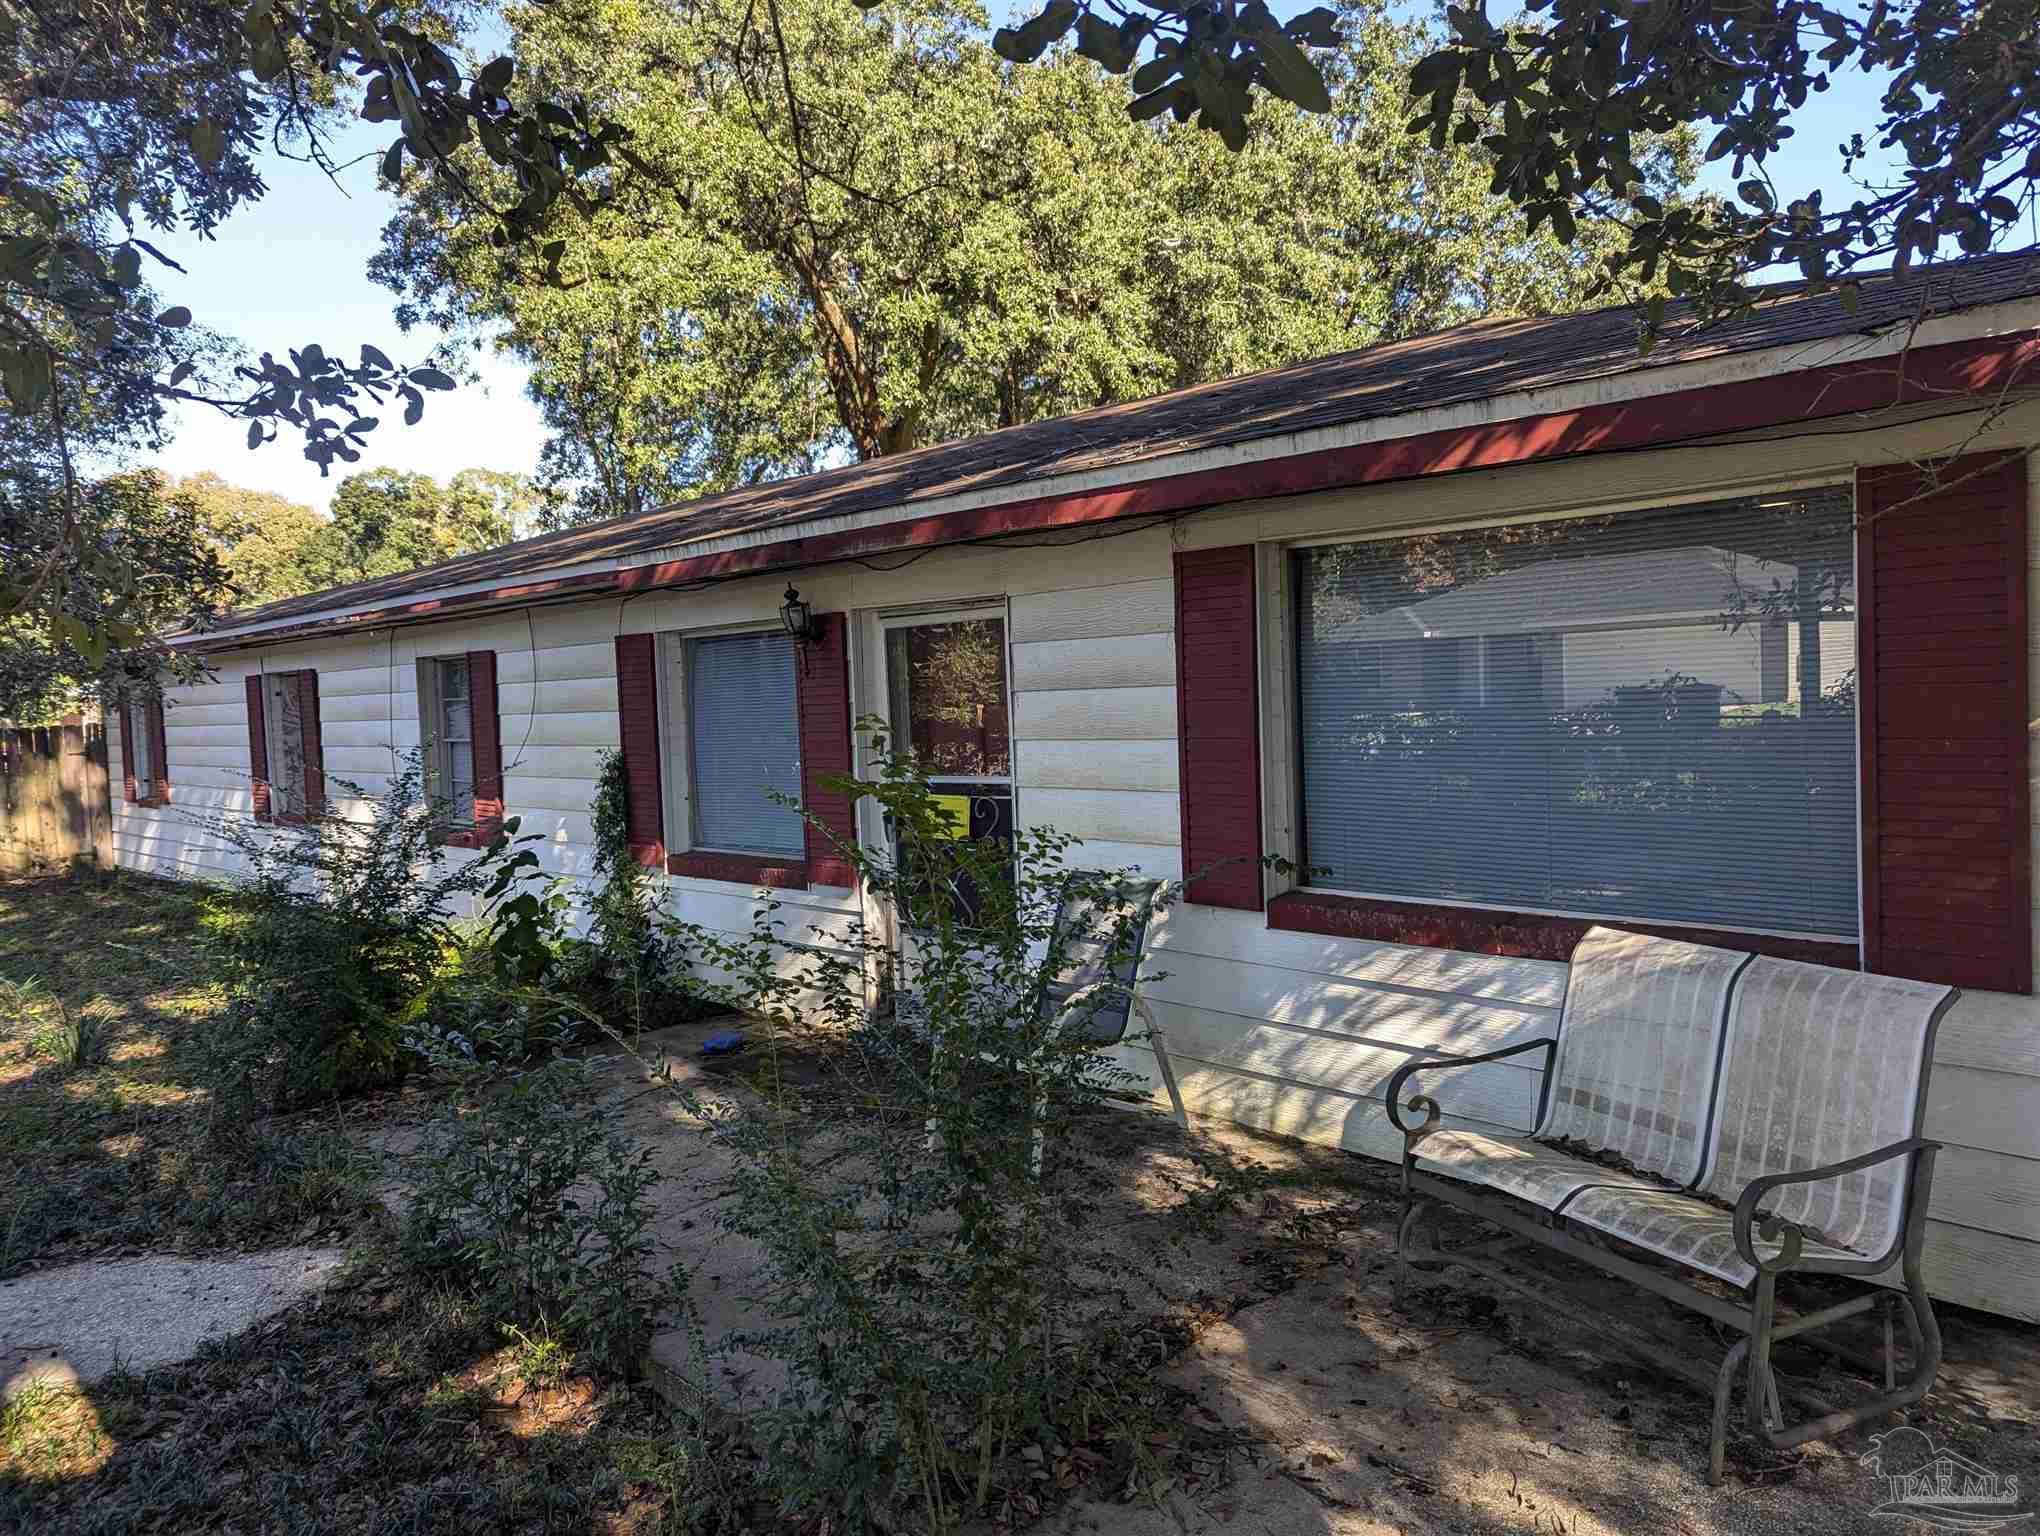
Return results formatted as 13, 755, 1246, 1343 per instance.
1413, 1128, 1670, 1209
1413, 926, 1748, 1207
1548, 957, 1951, 1284
1563, 1185, 1869, 1286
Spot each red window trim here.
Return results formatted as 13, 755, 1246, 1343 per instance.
1267, 890, 1860, 969
615, 633, 666, 867
667, 850, 810, 888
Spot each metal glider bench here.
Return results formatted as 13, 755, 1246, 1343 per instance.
1384, 925, 1958, 1483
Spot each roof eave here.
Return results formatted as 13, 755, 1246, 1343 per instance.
175, 302, 2040, 655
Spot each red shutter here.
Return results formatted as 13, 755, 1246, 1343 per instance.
120, 698, 138, 803
147, 698, 170, 803
467, 649, 503, 834
295, 669, 325, 819
614, 633, 665, 867
1860, 450, 2031, 993
797, 612, 858, 887
245, 675, 270, 820
1174, 545, 1263, 909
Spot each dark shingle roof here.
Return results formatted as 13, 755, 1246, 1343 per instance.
215, 248, 2040, 629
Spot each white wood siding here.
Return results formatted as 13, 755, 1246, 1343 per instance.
113, 406, 2040, 1321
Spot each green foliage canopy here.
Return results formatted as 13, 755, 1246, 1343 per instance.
377, 0, 1696, 525
1401, 0, 2037, 328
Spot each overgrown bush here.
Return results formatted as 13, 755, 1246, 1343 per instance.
188, 750, 543, 1119
547, 748, 706, 1041
402, 1023, 682, 1376
656, 723, 1187, 1529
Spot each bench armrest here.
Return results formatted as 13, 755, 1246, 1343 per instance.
1731, 1136, 1943, 1274
1385, 1037, 1557, 1147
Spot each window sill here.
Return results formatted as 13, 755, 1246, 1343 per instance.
1265, 890, 1861, 969
129, 794, 168, 809
667, 850, 810, 889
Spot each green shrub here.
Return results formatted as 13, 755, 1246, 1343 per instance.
6, 977, 109, 1070
658, 723, 1184, 1530
402, 1031, 681, 1376
187, 750, 544, 1118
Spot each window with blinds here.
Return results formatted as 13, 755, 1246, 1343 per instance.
687, 631, 804, 856
417, 657, 477, 824
1293, 488, 1859, 939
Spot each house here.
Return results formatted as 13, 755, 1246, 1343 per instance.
131, 249, 2040, 1320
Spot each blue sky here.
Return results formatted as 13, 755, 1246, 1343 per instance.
140, 6, 1908, 514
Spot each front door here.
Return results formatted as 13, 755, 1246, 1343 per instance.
868, 606, 1015, 924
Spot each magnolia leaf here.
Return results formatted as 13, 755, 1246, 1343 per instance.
1285, 7, 1340, 46
410, 366, 455, 390
169, 360, 194, 387
246, 420, 263, 449
477, 55, 515, 95
156, 305, 192, 327
1130, 53, 1179, 95
992, 23, 1049, 64
1256, 26, 1331, 114
1128, 83, 1177, 121
190, 119, 227, 168
361, 343, 393, 371
382, 139, 404, 183
1074, 13, 1132, 73
1409, 50, 1460, 97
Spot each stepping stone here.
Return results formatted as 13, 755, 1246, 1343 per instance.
0, 1248, 345, 1398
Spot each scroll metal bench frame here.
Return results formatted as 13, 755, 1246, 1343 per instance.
1384, 956, 1957, 1485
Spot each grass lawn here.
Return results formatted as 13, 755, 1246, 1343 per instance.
0, 870, 384, 1276
0, 872, 714, 1534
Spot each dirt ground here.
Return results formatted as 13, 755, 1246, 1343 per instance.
7, 872, 2035, 1534
408, 1017, 2040, 1536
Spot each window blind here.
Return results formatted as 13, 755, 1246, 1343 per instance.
688, 632, 804, 856
1294, 488, 1859, 939
438, 658, 475, 822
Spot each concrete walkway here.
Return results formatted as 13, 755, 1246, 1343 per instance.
0, 1248, 346, 1399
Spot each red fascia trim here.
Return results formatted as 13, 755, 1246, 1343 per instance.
1267, 890, 1862, 969
667, 850, 810, 888
176, 330, 2040, 652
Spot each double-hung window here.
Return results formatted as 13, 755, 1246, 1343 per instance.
669, 630, 805, 858
128, 704, 157, 802
1290, 487, 1859, 940
263, 673, 312, 821
421, 657, 476, 824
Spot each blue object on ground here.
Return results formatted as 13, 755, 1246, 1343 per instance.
701, 1030, 747, 1056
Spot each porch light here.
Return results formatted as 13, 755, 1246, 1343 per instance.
779, 584, 819, 647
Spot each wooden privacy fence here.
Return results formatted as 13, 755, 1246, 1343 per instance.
0, 723, 112, 874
